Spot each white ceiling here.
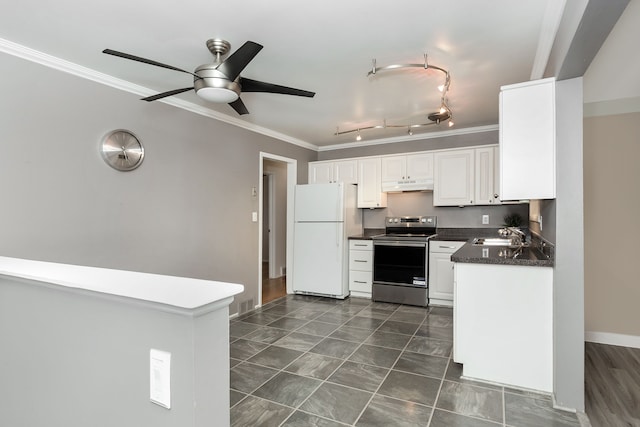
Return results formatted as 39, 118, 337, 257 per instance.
0, 0, 569, 149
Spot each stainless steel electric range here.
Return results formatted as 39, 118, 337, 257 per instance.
372, 216, 437, 307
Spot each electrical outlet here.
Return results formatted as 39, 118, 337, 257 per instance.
482, 214, 489, 225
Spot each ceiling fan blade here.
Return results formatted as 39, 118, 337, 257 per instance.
141, 87, 194, 102
215, 41, 263, 81
240, 77, 315, 97
103, 49, 198, 77
229, 98, 249, 115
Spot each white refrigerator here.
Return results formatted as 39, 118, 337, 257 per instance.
292, 182, 362, 298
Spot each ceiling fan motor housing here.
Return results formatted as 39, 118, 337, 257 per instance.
193, 64, 241, 103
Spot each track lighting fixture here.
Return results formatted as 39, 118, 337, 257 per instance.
335, 54, 453, 141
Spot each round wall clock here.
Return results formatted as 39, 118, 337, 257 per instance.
100, 129, 145, 171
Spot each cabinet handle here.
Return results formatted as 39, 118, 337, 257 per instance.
354, 244, 368, 247
354, 280, 367, 284
439, 245, 456, 249
494, 194, 499, 198
354, 260, 367, 263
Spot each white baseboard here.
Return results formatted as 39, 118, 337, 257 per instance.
585, 331, 640, 349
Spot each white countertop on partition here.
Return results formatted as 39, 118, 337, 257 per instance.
0, 256, 244, 310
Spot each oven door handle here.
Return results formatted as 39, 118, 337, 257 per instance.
373, 241, 427, 248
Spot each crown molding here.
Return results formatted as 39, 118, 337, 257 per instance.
584, 96, 640, 117
0, 38, 318, 152
317, 124, 499, 152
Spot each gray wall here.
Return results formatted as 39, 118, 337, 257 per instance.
317, 129, 498, 160
0, 275, 231, 427
553, 77, 585, 411
0, 52, 316, 315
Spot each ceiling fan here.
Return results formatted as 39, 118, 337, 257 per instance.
102, 39, 315, 115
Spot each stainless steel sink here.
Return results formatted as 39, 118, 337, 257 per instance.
472, 237, 518, 246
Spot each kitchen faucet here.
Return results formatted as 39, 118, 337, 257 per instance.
498, 227, 527, 246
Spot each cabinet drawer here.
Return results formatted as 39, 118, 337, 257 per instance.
349, 250, 373, 271
429, 241, 466, 254
349, 270, 373, 293
349, 240, 373, 250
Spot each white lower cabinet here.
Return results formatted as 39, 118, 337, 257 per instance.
349, 240, 373, 297
453, 262, 553, 392
428, 241, 466, 306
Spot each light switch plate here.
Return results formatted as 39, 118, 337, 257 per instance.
150, 349, 171, 409
252, 211, 258, 222
482, 215, 489, 225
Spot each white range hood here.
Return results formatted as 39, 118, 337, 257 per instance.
381, 178, 434, 192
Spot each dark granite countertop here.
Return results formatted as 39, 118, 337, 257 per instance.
349, 226, 554, 267
348, 228, 385, 240
451, 243, 554, 267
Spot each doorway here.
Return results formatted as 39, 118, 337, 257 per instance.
259, 153, 297, 306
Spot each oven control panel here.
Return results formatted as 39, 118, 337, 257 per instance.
385, 216, 437, 227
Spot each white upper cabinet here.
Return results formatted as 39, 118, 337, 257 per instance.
381, 155, 406, 182
434, 149, 475, 206
308, 162, 333, 184
309, 160, 358, 184
500, 78, 556, 200
406, 153, 434, 181
334, 160, 358, 184
474, 146, 500, 205
357, 157, 387, 208
381, 153, 434, 191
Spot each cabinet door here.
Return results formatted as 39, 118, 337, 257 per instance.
500, 78, 555, 200
406, 153, 434, 181
334, 160, 358, 184
494, 146, 501, 202
308, 162, 333, 184
357, 158, 387, 208
429, 251, 456, 302
381, 155, 407, 181
433, 149, 475, 206
474, 146, 500, 205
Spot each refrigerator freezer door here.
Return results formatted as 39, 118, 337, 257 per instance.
295, 183, 344, 222
292, 222, 347, 297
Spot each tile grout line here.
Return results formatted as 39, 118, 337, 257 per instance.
352, 304, 435, 426
231, 297, 337, 413
277, 299, 398, 426
232, 296, 450, 426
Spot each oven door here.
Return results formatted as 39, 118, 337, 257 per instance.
373, 240, 427, 286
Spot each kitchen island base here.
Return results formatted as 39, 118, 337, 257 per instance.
0, 257, 243, 427
453, 262, 553, 392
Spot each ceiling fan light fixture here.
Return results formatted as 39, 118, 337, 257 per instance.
196, 86, 239, 103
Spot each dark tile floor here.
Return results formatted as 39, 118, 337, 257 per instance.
229, 295, 582, 427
